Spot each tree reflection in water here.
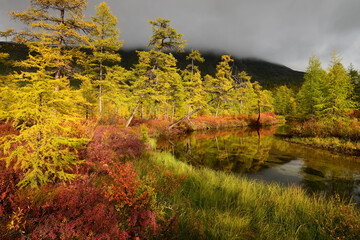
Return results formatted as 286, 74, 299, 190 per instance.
157, 126, 360, 204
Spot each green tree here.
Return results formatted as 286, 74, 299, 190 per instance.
1, 40, 87, 188
273, 85, 294, 115
234, 71, 254, 115
324, 51, 354, 114
297, 55, 326, 116
183, 49, 205, 115
10, 0, 96, 87
148, 17, 186, 52
253, 81, 274, 125
90, 2, 123, 117
126, 18, 186, 127
348, 63, 360, 107
211, 55, 234, 117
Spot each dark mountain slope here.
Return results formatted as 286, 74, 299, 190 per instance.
0, 42, 304, 89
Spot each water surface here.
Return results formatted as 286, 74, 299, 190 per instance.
157, 127, 360, 204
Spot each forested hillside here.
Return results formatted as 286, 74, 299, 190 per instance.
0, 42, 304, 89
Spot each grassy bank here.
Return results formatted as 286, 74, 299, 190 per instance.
137, 151, 360, 240
286, 117, 360, 155
284, 137, 360, 155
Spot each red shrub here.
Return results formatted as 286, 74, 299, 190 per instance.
83, 126, 146, 173
0, 122, 18, 138
27, 178, 122, 240
0, 162, 23, 238
105, 161, 158, 239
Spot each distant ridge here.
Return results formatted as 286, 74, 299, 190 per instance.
121, 50, 305, 89
0, 42, 304, 89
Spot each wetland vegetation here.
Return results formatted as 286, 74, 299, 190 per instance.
1, 0, 360, 239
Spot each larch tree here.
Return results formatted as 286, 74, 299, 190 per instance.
10, 0, 96, 87
183, 49, 205, 115
324, 51, 354, 114
148, 17, 186, 52
212, 55, 234, 117
0, 41, 13, 119
347, 63, 360, 107
253, 81, 274, 125
1, 40, 88, 188
273, 85, 294, 115
127, 50, 155, 124
297, 55, 326, 116
1, 0, 95, 188
148, 17, 186, 119
89, 2, 123, 118
234, 71, 253, 115
126, 17, 186, 127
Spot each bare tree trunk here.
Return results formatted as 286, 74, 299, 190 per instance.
125, 100, 141, 128
215, 99, 220, 118
154, 101, 157, 120
169, 86, 237, 129
148, 103, 152, 119
256, 99, 261, 126
99, 58, 103, 116
171, 102, 175, 123
215, 136, 220, 151
141, 102, 144, 119
239, 100, 243, 115
165, 106, 168, 121
169, 94, 220, 129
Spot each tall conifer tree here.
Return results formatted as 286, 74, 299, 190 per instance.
1, 0, 95, 188
297, 55, 326, 116
1, 40, 88, 188
324, 51, 354, 114
90, 2, 123, 117
183, 50, 205, 115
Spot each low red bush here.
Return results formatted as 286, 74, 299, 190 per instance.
27, 178, 122, 240
82, 126, 146, 174
105, 161, 158, 239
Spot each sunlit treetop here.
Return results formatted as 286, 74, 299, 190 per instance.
9, 0, 95, 45
148, 17, 186, 52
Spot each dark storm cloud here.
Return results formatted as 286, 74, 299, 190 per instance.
1, 0, 360, 71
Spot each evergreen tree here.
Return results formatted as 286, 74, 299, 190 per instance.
273, 85, 294, 115
253, 81, 274, 125
90, 2, 123, 117
0, 0, 95, 188
348, 63, 360, 107
1, 40, 88, 188
148, 17, 186, 52
212, 55, 234, 117
297, 55, 326, 116
126, 17, 186, 126
324, 51, 354, 114
10, 0, 96, 85
183, 49, 205, 115
234, 71, 254, 115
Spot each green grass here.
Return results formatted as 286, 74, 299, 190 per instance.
286, 137, 360, 155
136, 151, 360, 240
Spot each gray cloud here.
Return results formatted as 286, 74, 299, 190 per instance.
1, 0, 360, 71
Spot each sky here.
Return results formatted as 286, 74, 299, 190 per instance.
1, 0, 360, 71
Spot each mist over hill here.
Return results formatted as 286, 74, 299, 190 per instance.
120, 50, 305, 89
0, 42, 304, 89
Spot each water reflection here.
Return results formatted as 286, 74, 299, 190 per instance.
157, 127, 360, 204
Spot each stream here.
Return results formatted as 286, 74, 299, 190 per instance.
157, 126, 360, 204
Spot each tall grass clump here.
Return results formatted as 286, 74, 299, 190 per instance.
137, 152, 360, 239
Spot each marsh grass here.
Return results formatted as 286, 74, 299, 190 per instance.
136, 152, 360, 239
